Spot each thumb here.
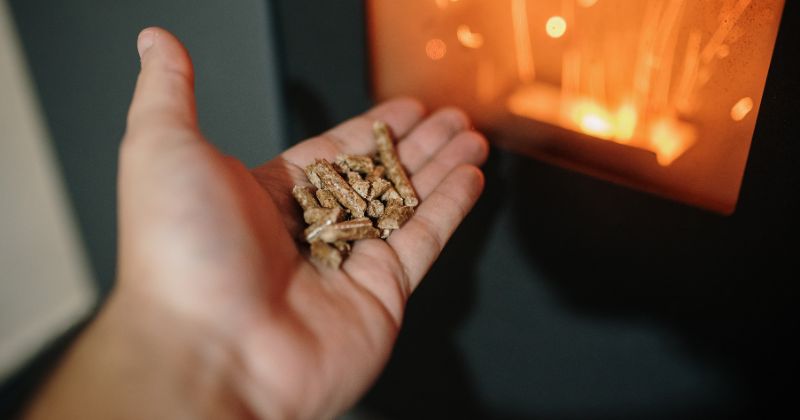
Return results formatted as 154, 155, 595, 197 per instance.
125, 27, 198, 142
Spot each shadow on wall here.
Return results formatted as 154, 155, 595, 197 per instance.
360, 142, 798, 419
359, 152, 506, 419
507, 158, 798, 416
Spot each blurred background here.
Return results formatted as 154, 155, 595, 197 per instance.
1, 0, 798, 418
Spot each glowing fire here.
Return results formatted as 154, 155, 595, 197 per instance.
572, 101, 613, 139
369, 0, 784, 212
508, 84, 695, 166
502, 0, 752, 166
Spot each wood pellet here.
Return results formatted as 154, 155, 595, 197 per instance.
292, 121, 419, 268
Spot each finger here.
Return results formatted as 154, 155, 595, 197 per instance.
262, 104, 464, 197
341, 130, 487, 307
341, 240, 410, 325
396, 107, 472, 173
125, 27, 198, 144
410, 130, 489, 199
388, 165, 485, 291
280, 97, 426, 168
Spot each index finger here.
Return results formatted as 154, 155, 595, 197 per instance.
280, 97, 426, 168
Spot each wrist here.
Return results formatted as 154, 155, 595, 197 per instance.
26, 287, 253, 420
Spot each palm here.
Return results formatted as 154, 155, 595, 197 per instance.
126, 99, 487, 418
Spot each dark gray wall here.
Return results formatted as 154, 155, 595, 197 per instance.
7, 0, 799, 418
9, 0, 285, 295
271, 0, 373, 143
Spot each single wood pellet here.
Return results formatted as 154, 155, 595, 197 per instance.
336, 155, 375, 175
374, 121, 419, 207
315, 189, 340, 209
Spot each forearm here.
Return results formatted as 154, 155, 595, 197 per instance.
23, 291, 252, 420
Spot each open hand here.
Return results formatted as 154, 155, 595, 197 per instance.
26, 27, 488, 420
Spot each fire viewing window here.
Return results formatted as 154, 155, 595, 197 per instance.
368, 0, 785, 214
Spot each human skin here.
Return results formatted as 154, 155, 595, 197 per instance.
24, 27, 488, 419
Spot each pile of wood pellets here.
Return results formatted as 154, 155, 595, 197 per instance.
292, 121, 419, 268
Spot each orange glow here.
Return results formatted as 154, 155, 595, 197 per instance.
731, 97, 754, 121
435, 0, 459, 10
511, 0, 535, 82
457, 25, 484, 49
718, 44, 731, 59
509, 84, 694, 162
581, 115, 613, 138
546, 16, 567, 39
507, 83, 561, 123
508, 82, 703, 165
477, 59, 496, 103
614, 104, 638, 143
650, 118, 696, 166
572, 101, 614, 139
370, 0, 785, 213
571, 101, 638, 143
701, 0, 751, 64
425, 38, 447, 60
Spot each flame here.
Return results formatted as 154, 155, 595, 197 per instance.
571, 101, 614, 139
570, 101, 639, 143
440, 0, 767, 167
650, 118, 696, 166
614, 104, 639, 143
509, 82, 697, 166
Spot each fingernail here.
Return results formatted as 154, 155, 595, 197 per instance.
137, 30, 155, 59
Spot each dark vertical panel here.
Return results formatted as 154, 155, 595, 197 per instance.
271, 0, 371, 142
